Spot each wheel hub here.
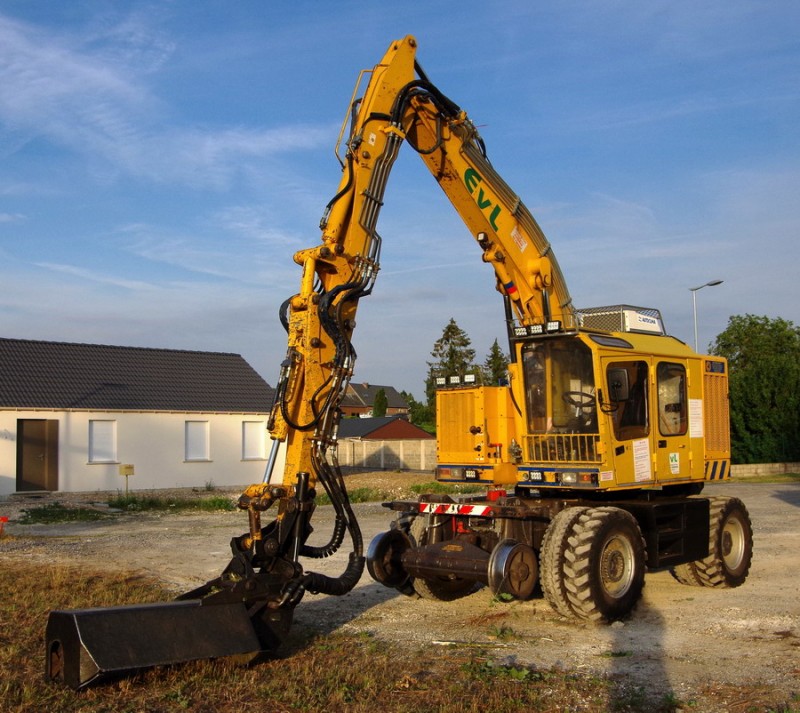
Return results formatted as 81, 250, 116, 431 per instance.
600, 536, 634, 598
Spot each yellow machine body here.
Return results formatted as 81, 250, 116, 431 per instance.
437, 327, 730, 492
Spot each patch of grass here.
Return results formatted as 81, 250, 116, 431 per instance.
0, 558, 742, 713
316, 487, 391, 507
18, 502, 110, 524
730, 472, 800, 483
314, 481, 487, 506
487, 624, 519, 641
106, 494, 236, 512
410, 481, 486, 495
599, 650, 634, 658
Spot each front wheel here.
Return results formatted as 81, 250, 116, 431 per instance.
562, 507, 646, 622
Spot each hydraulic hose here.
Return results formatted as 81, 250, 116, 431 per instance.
302, 551, 365, 596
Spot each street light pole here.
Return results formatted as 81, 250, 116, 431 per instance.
690, 280, 723, 352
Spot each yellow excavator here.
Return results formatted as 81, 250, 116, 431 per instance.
46, 36, 753, 689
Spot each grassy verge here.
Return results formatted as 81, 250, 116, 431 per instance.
730, 472, 800, 483
17, 494, 237, 524
0, 560, 705, 713
314, 481, 483, 506
106, 494, 236, 512
17, 502, 111, 524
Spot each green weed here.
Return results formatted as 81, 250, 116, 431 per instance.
18, 502, 110, 524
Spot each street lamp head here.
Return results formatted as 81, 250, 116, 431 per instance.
690, 279, 724, 292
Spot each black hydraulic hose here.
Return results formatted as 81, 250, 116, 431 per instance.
300, 512, 347, 558
302, 551, 365, 596
320, 153, 355, 230
278, 297, 291, 333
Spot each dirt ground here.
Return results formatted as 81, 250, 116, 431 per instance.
1, 474, 799, 707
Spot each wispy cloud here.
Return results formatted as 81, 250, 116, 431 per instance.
0, 13, 332, 190
35, 262, 155, 290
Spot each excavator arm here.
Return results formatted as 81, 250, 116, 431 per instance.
45, 36, 574, 689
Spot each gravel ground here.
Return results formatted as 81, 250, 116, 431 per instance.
1, 475, 799, 709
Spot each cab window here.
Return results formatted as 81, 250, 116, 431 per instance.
522, 338, 596, 434
607, 361, 649, 441
657, 362, 687, 436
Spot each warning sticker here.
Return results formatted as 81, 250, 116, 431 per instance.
633, 438, 652, 482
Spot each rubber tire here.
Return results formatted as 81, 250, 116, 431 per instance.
540, 507, 591, 617
562, 507, 647, 622
670, 496, 753, 588
408, 517, 478, 602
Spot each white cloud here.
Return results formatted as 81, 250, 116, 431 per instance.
35, 262, 155, 290
0, 14, 332, 190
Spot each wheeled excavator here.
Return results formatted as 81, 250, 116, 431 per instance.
45, 36, 753, 689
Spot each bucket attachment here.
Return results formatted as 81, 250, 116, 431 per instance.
44, 475, 364, 690
45, 533, 299, 689
45, 599, 273, 690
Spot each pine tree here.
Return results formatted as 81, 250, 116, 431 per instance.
425, 318, 476, 409
482, 338, 510, 385
372, 388, 388, 418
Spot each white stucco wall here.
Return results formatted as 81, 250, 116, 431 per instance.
0, 409, 286, 496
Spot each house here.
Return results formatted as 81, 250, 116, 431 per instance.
0, 338, 280, 496
336, 415, 434, 472
340, 382, 409, 418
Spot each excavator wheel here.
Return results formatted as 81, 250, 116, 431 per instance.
562, 507, 646, 622
670, 496, 753, 588
539, 507, 591, 617
408, 517, 478, 601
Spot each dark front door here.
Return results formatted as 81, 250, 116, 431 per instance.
16, 419, 59, 491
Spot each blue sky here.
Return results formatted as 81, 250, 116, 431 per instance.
1, 1, 798, 397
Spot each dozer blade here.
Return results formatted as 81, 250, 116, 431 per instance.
45, 598, 290, 690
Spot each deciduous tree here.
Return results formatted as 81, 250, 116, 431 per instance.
710, 314, 800, 463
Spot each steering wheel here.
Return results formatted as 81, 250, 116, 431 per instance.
562, 391, 596, 409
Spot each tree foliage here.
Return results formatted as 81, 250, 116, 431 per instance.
425, 318, 476, 408
710, 314, 800, 464
372, 388, 388, 418
401, 390, 435, 434
482, 338, 510, 385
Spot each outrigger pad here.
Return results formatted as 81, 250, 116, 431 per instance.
46, 599, 266, 690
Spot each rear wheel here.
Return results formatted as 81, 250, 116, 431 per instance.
408, 517, 478, 601
562, 507, 646, 622
671, 496, 753, 588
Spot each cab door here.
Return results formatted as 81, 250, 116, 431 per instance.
602, 359, 654, 486
653, 360, 694, 483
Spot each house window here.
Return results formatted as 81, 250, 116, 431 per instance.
89, 420, 117, 463
185, 421, 210, 461
242, 421, 266, 460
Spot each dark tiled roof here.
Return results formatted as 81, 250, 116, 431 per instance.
341, 383, 408, 409
0, 338, 273, 412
